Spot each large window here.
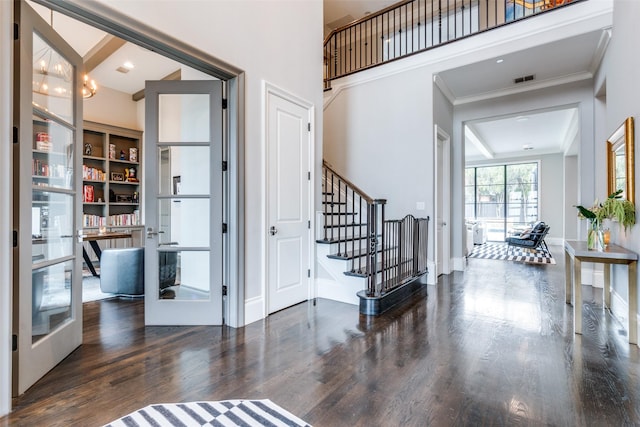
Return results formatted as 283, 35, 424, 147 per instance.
465, 162, 539, 241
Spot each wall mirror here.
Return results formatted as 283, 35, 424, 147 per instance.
607, 117, 635, 204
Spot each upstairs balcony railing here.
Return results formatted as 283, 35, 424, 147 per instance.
324, 0, 579, 88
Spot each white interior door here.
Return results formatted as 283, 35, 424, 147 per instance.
144, 80, 223, 325
267, 89, 311, 314
435, 126, 451, 276
13, 2, 83, 395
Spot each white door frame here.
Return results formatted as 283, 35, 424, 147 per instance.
2, 0, 247, 413
262, 81, 314, 320
435, 125, 451, 277
0, 0, 12, 416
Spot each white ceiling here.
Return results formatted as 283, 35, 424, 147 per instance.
28, 1, 183, 97
31, 1, 606, 162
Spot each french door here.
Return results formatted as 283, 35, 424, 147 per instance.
144, 80, 223, 325
13, 2, 83, 395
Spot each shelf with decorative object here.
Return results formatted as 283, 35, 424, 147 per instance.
82, 121, 143, 230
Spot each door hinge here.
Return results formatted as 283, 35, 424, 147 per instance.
13, 126, 18, 144
307, 122, 311, 132
13, 230, 17, 248
222, 99, 228, 109
307, 269, 311, 278
12, 334, 17, 351
308, 171, 311, 180
308, 220, 311, 229
222, 285, 228, 296
222, 223, 228, 233
222, 161, 228, 171
13, 23, 18, 41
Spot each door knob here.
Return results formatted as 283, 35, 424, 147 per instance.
270, 226, 277, 236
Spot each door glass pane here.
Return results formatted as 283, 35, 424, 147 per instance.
158, 94, 210, 142
506, 163, 539, 233
159, 250, 209, 300
32, 191, 74, 263
32, 115, 74, 190
32, 32, 73, 123
158, 198, 210, 247
32, 259, 73, 343
475, 166, 504, 241
158, 146, 210, 195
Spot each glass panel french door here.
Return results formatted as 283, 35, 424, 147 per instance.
465, 163, 539, 242
144, 80, 223, 325
14, 2, 83, 395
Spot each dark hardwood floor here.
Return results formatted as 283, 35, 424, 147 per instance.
3, 245, 640, 426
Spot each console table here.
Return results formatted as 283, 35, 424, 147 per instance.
564, 240, 638, 345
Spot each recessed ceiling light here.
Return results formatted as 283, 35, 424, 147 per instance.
496, 59, 504, 64
516, 116, 529, 122
522, 144, 534, 151
123, 61, 135, 70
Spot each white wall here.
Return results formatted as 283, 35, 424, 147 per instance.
83, 86, 140, 130
324, 67, 435, 220
601, 0, 640, 318
94, 0, 324, 324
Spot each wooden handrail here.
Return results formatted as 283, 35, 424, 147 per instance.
322, 160, 385, 205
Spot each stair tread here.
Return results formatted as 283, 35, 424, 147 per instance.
323, 222, 367, 229
323, 212, 358, 216
327, 246, 389, 260
344, 258, 416, 277
316, 235, 370, 244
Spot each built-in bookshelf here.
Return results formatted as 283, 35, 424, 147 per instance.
82, 121, 142, 232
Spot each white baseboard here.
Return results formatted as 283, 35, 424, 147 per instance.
452, 257, 466, 271
427, 260, 436, 285
244, 296, 265, 325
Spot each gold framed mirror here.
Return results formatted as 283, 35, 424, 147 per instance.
607, 117, 635, 204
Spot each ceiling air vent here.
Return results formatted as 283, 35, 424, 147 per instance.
116, 66, 130, 74
514, 74, 535, 84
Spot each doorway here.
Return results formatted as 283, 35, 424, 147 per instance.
10, 0, 243, 397
435, 125, 451, 276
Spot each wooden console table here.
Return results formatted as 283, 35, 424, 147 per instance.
564, 240, 638, 345
82, 231, 132, 277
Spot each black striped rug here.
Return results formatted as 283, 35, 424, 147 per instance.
468, 242, 555, 264
105, 399, 311, 427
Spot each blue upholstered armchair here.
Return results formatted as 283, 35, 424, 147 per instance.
99, 247, 144, 296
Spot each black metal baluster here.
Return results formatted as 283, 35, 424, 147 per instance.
323, 166, 328, 241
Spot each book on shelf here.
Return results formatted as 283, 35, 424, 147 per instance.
83, 185, 94, 203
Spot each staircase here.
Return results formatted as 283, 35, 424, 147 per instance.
316, 161, 429, 314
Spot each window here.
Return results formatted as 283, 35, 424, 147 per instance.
465, 163, 539, 241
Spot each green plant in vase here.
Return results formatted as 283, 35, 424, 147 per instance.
575, 190, 636, 250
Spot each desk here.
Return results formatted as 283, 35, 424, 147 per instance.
82, 231, 132, 276
564, 240, 638, 345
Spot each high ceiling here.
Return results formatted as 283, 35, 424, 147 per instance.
31, 0, 605, 162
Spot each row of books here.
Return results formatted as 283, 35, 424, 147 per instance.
82, 165, 105, 181
82, 214, 106, 228
33, 159, 66, 178
110, 210, 140, 226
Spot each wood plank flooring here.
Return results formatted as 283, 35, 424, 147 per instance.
2, 245, 640, 426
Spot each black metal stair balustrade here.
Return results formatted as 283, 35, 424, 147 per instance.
320, 161, 430, 298
323, 0, 581, 89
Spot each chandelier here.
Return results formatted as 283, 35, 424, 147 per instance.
83, 74, 97, 99
32, 10, 98, 100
